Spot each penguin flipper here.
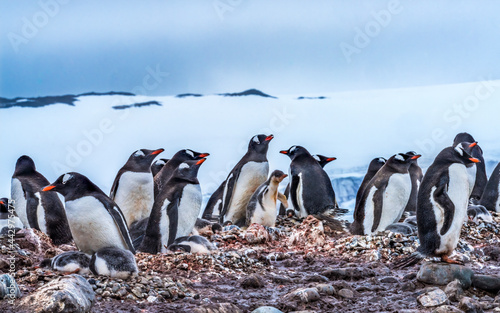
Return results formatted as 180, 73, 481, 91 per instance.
100, 197, 136, 254
26, 191, 40, 230
166, 198, 180, 246
220, 167, 243, 222
371, 187, 385, 233
277, 192, 288, 209
109, 172, 121, 200
289, 174, 301, 212
433, 184, 455, 236
202, 181, 224, 220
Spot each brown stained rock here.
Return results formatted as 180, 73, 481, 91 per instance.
240, 274, 265, 288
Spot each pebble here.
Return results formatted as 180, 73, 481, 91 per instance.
444, 280, 464, 302
417, 288, 448, 307
315, 284, 335, 295
294, 288, 320, 303
432, 305, 463, 313
251, 306, 284, 313
240, 274, 265, 288
337, 288, 354, 298
379, 276, 399, 284
417, 262, 473, 288
459, 296, 484, 313
471, 274, 500, 293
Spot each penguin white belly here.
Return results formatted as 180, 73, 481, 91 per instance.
225, 162, 268, 223
176, 184, 202, 238
11, 178, 29, 227
375, 173, 411, 233
434, 164, 470, 254
159, 199, 171, 253
362, 186, 378, 235
184, 241, 211, 254
296, 173, 308, 218
496, 182, 500, 212
466, 164, 477, 197
35, 192, 47, 234
114, 172, 154, 226
65, 197, 128, 254
250, 193, 277, 227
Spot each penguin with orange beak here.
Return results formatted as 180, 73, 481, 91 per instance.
394, 142, 481, 267
110, 148, 164, 227
140, 158, 206, 254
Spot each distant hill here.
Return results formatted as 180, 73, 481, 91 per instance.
218, 89, 277, 98
112, 101, 162, 110
297, 96, 328, 100
176, 93, 203, 98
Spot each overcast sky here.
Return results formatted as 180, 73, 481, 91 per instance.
1, 1, 500, 98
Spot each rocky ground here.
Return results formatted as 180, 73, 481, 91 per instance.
1, 213, 500, 313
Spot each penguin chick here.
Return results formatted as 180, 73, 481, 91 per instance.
41, 251, 91, 274
167, 235, 217, 254
90, 247, 138, 279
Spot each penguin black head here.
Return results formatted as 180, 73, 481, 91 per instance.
279, 145, 311, 160
172, 158, 206, 181
386, 153, 421, 171
453, 141, 481, 165
42, 172, 98, 199
405, 151, 421, 165
168, 244, 191, 253
13, 155, 36, 176
313, 154, 337, 168
453, 132, 475, 146
269, 170, 288, 184
151, 158, 170, 177
125, 148, 164, 172
173, 149, 210, 162
248, 134, 273, 154
0, 198, 8, 213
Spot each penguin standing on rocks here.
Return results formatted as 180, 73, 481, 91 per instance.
351, 153, 420, 235
11, 155, 72, 245
110, 148, 164, 226
167, 235, 217, 254
140, 159, 205, 254
90, 247, 138, 279
42, 172, 135, 254
480, 161, 500, 212
393, 142, 480, 268
41, 251, 91, 274
246, 170, 288, 227
453, 133, 486, 201
355, 157, 387, 208
279, 154, 336, 216
201, 182, 225, 221
154, 149, 209, 197
216, 134, 273, 226
151, 158, 170, 177
280, 146, 337, 218
403, 151, 423, 215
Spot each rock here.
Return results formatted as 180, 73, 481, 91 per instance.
244, 224, 271, 244
193, 303, 243, 313
20, 274, 94, 313
379, 276, 399, 284
315, 284, 335, 295
251, 306, 283, 313
417, 262, 473, 288
482, 246, 500, 261
0, 274, 21, 300
459, 297, 484, 313
337, 288, 354, 298
269, 275, 293, 284
321, 267, 376, 280
471, 274, 500, 293
287, 288, 321, 303
417, 288, 448, 307
432, 305, 463, 313
445, 280, 464, 302
240, 274, 265, 288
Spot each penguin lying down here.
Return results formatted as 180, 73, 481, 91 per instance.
167, 235, 217, 254
41, 247, 138, 279
383, 216, 418, 236
467, 202, 493, 223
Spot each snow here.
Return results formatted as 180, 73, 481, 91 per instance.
2, 81, 500, 218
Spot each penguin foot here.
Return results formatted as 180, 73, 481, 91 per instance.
441, 255, 463, 265
63, 268, 81, 275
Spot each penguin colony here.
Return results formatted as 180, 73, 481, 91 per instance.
4, 131, 499, 279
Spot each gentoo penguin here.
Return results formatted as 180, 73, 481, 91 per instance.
480, 161, 500, 212
140, 158, 205, 254
0, 198, 23, 234
11, 155, 72, 245
201, 181, 225, 221
350, 153, 420, 235
246, 170, 288, 227
167, 235, 217, 254
355, 157, 387, 208
193, 218, 222, 235
385, 221, 417, 236
41, 251, 91, 274
42, 172, 135, 254
217, 134, 273, 226
280, 154, 336, 215
154, 149, 209, 197
110, 148, 164, 226
453, 133, 486, 200
280, 146, 337, 218
403, 151, 423, 215
394, 142, 480, 268
89, 247, 138, 279
151, 158, 170, 177
467, 201, 493, 223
